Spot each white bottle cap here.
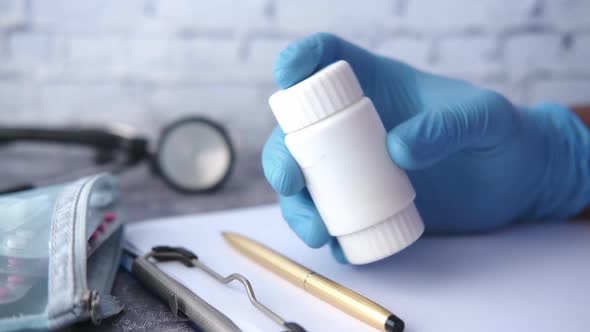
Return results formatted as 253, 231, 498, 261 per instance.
269, 60, 363, 134
337, 202, 424, 264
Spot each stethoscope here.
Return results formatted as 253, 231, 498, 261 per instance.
0, 117, 235, 194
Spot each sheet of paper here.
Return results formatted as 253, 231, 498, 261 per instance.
124, 204, 590, 332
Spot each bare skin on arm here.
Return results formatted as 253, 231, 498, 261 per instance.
571, 105, 590, 219
572, 105, 590, 127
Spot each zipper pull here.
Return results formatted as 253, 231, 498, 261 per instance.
81, 289, 101, 325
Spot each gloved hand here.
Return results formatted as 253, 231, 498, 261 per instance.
262, 33, 590, 263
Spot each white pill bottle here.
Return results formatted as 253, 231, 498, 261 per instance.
269, 60, 424, 264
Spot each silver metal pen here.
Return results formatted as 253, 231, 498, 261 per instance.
123, 248, 242, 332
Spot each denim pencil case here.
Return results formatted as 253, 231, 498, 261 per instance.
0, 173, 124, 331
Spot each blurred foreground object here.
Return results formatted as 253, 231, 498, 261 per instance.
0, 117, 234, 194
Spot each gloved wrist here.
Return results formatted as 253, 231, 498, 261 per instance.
525, 102, 590, 220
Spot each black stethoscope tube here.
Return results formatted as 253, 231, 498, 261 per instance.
0, 127, 149, 163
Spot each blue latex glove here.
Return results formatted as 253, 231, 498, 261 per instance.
262, 33, 590, 263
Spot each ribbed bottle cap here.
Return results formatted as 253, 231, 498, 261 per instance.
337, 203, 425, 265
268, 60, 363, 134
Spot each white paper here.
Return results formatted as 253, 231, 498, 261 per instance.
124, 204, 590, 332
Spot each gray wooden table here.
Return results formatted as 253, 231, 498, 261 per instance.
1, 144, 277, 332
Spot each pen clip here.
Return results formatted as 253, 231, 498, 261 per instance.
146, 245, 308, 332
166, 293, 189, 321
148, 246, 198, 267
168, 294, 180, 318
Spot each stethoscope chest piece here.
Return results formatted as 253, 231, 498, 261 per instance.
153, 117, 234, 193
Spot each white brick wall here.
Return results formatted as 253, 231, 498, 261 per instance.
503, 33, 563, 81
156, 0, 268, 32
544, 0, 590, 31
531, 80, 590, 106
244, 37, 292, 81
563, 35, 590, 74
31, 0, 147, 34
0, 0, 25, 29
374, 36, 431, 70
275, 0, 393, 39
8, 31, 56, 65
39, 83, 147, 124
397, 0, 538, 33
0, 80, 34, 110
435, 35, 500, 79
0, 0, 589, 151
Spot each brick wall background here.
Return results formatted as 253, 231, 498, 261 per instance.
0, 0, 589, 154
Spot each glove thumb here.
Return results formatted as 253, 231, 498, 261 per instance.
273, 32, 376, 89
387, 89, 517, 170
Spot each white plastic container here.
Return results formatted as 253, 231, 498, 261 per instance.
269, 60, 424, 264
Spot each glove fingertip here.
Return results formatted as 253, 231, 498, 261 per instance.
280, 196, 331, 249
262, 157, 305, 196
273, 33, 325, 89
302, 225, 331, 249
329, 239, 348, 264
262, 128, 305, 196
386, 132, 421, 170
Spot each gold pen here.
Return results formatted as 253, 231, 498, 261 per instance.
222, 232, 405, 332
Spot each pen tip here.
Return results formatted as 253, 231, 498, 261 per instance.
385, 314, 405, 332
221, 231, 239, 242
